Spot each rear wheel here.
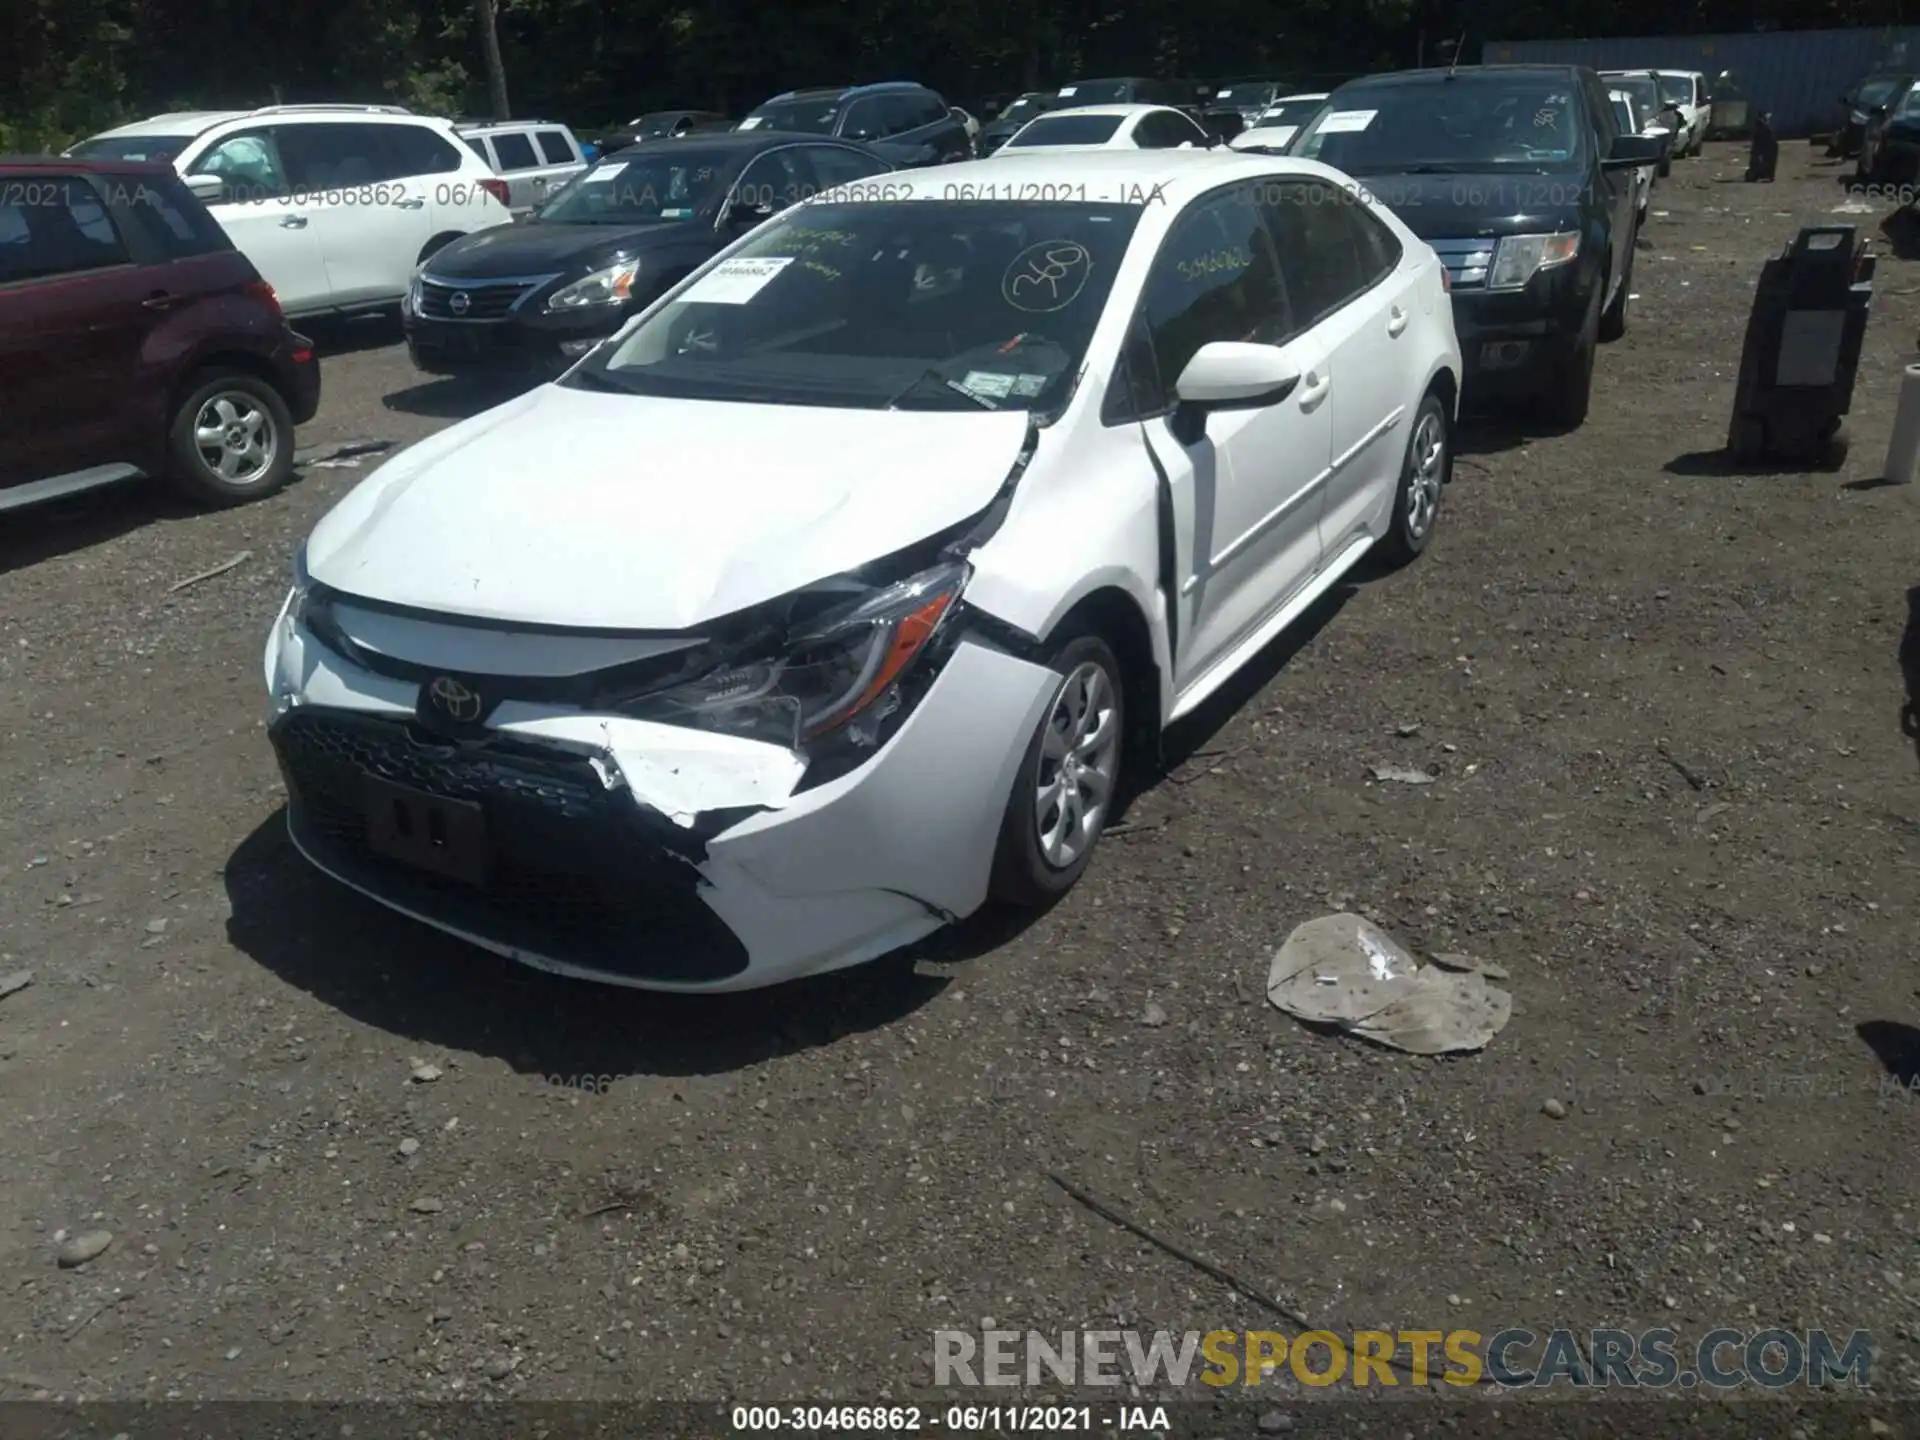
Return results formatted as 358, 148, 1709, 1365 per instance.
989, 633, 1125, 908
1375, 390, 1448, 567
166, 370, 294, 507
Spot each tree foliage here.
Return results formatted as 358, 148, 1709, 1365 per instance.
3, 0, 1913, 151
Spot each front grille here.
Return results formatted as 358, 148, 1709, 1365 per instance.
1429, 237, 1497, 291
416, 276, 544, 320
272, 708, 750, 983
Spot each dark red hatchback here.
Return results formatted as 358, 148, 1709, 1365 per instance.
0, 156, 321, 511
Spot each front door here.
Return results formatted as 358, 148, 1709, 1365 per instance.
188, 127, 329, 313
1126, 182, 1333, 699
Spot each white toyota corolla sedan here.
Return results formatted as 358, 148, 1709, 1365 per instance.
265, 150, 1461, 992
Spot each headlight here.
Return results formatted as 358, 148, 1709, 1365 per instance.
1486, 231, 1579, 290
546, 259, 642, 311
1852, 110, 1869, 125
631, 560, 969, 750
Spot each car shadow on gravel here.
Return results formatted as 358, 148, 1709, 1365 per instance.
1857, 1020, 1920, 1087
305, 312, 407, 357
384, 376, 534, 421
222, 813, 949, 1079
0, 483, 201, 578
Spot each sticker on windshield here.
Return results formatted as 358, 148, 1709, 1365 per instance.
662, 207, 694, 218
736, 116, 763, 130
1007, 373, 1049, 398
1002, 240, 1092, 312
961, 371, 1017, 399
1317, 109, 1377, 133
680, 256, 794, 304
587, 162, 628, 181
1058, 86, 1078, 96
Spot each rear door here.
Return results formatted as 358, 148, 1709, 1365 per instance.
1263, 179, 1415, 558
0, 174, 154, 491
279, 122, 433, 306
186, 126, 329, 312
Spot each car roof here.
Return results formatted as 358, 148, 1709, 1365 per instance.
88, 111, 250, 139
808, 148, 1330, 206
1344, 63, 1586, 87
1036, 103, 1178, 118
1066, 76, 1157, 85
1652, 68, 1705, 77
1271, 91, 1330, 101
0, 154, 181, 175
764, 82, 929, 102
605, 130, 878, 158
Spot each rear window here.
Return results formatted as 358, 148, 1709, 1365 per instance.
1007, 114, 1125, 147
117, 176, 233, 257
68, 134, 195, 164
536, 129, 575, 164
1656, 73, 1692, 106
0, 177, 130, 284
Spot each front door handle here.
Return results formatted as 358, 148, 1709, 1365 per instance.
1298, 370, 1331, 411
397, 197, 425, 210
1386, 305, 1409, 337
142, 291, 178, 310
280, 215, 309, 229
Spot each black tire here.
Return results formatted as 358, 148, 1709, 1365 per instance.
1375, 390, 1449, 568
988, 632, 1125, 908
1599, 242, 1633, 342
166, 370, 295, 507
1542, 280, 1601, 430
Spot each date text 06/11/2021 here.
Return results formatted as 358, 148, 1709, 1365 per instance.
728, 1404, 1148, 1432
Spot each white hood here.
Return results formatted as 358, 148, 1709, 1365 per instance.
303, 384, 1033, 631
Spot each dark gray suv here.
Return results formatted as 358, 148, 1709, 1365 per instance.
737, 82, 973, 166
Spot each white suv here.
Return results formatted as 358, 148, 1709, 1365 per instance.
454, 119, 588, 214
70, 105, 513, 318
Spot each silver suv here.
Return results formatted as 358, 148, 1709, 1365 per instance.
455, 119, 588, 214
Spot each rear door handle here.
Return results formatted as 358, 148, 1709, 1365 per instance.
280, 215, 308, 228
1387, 305, 1409, 337
397, 197, 425, 210
1298, 370, 1331, 410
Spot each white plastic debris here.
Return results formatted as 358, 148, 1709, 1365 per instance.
1370, 764, 1435, 785
1266, 913, 1513, 1055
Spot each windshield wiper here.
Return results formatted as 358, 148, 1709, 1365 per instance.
564, 368, 633, 393
886, 368, 999, 411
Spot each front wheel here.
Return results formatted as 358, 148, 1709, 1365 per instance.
989, 633, 1125, 908
1542, 281, 1600, 431
1375, 390, 1448, 567
166, 371, 295, 507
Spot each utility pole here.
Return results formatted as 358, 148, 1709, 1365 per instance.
476, 0, 510, 119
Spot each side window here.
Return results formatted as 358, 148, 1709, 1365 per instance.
1261, 179, 1369, 325
805, 145, 889, 186
117, 178, 231, 258
731, 149, 811, 213
463, 136, 491, 164
0, 178, 129, 283
878, 95, 922, 136
1693, 75, 1706, 106
536, 130, 576, 164
915, 94, 951, 128
189, 128, 288, 198
1136, 185, 1291, 407
276, 123, 398, 190
384, 124, 465, 178
491, 131, 540, 170
1348, 200, 1402, 286
840, 98, 884, 141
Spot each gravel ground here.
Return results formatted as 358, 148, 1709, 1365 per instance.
2, 141, 1919, 1418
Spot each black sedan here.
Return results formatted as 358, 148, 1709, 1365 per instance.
403, 132, 894, 378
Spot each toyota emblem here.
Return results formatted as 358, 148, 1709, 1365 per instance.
427, 676, 483, 724
449, 291, 471, 315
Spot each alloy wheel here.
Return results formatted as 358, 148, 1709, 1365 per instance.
193, 392, 277, 485
1405, 408, 1445, 539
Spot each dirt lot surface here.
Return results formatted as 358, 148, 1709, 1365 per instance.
3, 141, 1920, 1416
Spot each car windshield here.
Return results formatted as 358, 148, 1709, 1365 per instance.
1656, 74, 1693, 106
1007, 114, 1124, 147
1252, 98, 1324, 129
1610, 76, 1660, 115
1896, 85, 1920, 118
635, 114, 687, 138
1059, 81, 1136, 104
1859, 76, 1905, 107
68, 134, 193, 163
571, 199, 1140, 412
536, 150, 733, 223
999, 97, 1051, 125
1292, 77, 1587, 172
741, 99, 839, 134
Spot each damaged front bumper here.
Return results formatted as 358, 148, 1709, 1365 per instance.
262, 597, 1056, 991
